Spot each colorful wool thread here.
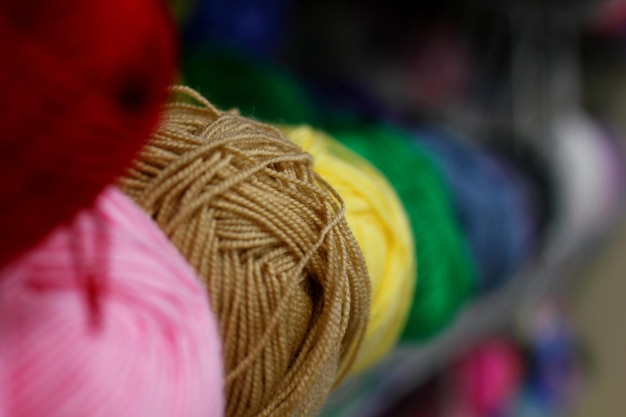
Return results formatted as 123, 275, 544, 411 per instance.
327, 122, 476, 341
119, 86, 370, 417
415, 126, 535, 293
281, 125, 416, 375
0, 0, 176, 267
0, 187, 224, 417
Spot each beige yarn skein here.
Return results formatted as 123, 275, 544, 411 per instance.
119, 86, 371, 417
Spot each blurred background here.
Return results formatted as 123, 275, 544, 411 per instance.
169, 0, 626, 415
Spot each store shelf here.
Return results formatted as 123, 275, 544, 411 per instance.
320, 204, 625, 417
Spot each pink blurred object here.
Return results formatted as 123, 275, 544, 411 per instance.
0, 187, 224, 417
447, 339, 523, 417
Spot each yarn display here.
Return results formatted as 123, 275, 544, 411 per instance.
0, 0, 176, 267
182, 45, 318, 124
281, 125, 415, 375
1, 1, 620, 417
327, 121, 476, 341
119, 86, 370, 417
0, 187, 224, 417
415, 126, 535, 293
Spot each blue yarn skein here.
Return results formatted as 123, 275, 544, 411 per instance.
414, 126, 535, 293
484, 133, 559, 255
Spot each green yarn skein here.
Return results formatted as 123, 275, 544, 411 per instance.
182, 45, 319, 125
328, 121, 477, 341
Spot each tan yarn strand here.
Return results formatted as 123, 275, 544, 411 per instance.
226, 204, 347, 383
118, 86, 370, 417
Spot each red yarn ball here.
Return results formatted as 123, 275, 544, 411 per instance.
0, 0, 177, 267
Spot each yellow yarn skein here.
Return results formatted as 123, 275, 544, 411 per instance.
282, 125, 416, 375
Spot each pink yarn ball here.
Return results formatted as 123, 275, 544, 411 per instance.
0, 187, 224, 417
450, 339, 523, 416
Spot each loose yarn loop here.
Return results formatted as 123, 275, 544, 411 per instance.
119, 86, 370, 417
0, 187, 224, 417
281, 125, 416, 375
0, 0, 176, 267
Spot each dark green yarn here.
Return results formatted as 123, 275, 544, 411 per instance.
181, 45, 319, 125
327, 121, 477, 341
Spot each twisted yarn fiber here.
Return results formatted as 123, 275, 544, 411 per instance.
0, 187, 224, 417
281, 125, 415, 375
120, 86, 370, 417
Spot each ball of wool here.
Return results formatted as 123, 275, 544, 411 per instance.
119, 86, 370, 417
415, 126, 535, 293
524, 302, 585, 415
0, 187, 224, 417
281, 125, 415, 375
552, 112, 626, 242
327, 121, 476, 341
484, 132, 559, 254
449, 339, 523, 417
0, 0, 177, 267
182, 45, 319, 125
